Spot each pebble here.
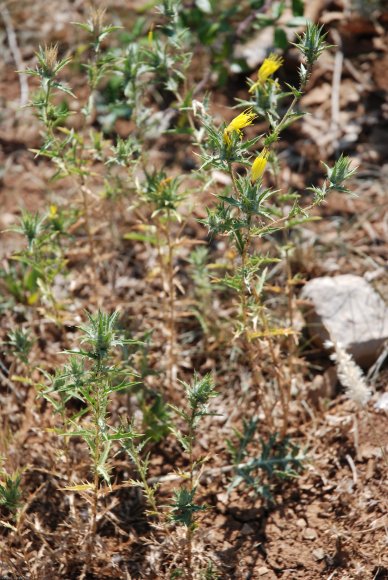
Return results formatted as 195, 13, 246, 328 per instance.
312, 548, 325, 561
303, 527, 318, 540
301, 275, 388, 367
241, 523, 254, 535
375, 392, 388, 411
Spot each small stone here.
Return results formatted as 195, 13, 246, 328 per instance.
375, 392, 388, 411
257, 566, 270, 576
296, 518, 307, 529
241, 523, 254, 535
301, 275, 388, 367
303, 527, 317, 540
214, 514, 227, 528
216, 492, 229, 505
312, 548, 325, 561
358, 443, 381, 460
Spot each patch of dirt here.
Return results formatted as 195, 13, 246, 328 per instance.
0, 1, 387, 578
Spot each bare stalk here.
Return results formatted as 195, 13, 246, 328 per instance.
85, 378, 102, 570
162, 211, 176, 393
185, 415, 195, 580
80, 181, 96, 266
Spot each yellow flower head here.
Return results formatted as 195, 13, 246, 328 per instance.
249, 53, 284, 93
223, 109, 256, 146
49, 204, 58, 217
251, 148, 269, 182
148, 25, 154, 44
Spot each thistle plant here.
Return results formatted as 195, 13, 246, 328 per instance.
120, 427, 160, 519
24, 11, 120, 270
74, 8, 121, 121
22, 4, 198, 391
198, 24, 357, 432
41, 311, 141, 567
24, 42, 97, 263
2, 327, 35, 402
169, 373, 218, 579
105, 0, 192, 138
24, 43, 73, 137
144, 0, 192, 100
0, 464, 23, 516
11, 210, 67, 317
227, 419, 304, 501
133, 170, 187, 393
6, 328, 34, 366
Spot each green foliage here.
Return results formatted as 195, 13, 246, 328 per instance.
197, 25, 357, 430
141, 392, 172, 443
41, 311, 141, 486
6, 328, 34, 365
0, 262, 39, 306
323, 154, 358, 193
120, 427, 160, 517
0, 467, 22, 514
107, 136, 141, 167
170, 487, 206, 528
9, 209, 68, 313
74, 9, 121, 55
201, 561, 220, 579
240, 79, 290, 125
170, 373, 217, 533
227, 421, 304, 500
292, 23, 331, 67
168, 373, 218, 577
74, 9, 121, 118
14, 211, 45, 251
171, 373, 218, 448
198, 115, 261, 171
39, 356, 88, 415
139, 170, 186, 220
1, 6, 364, 576
308, 155, 359, 202
24, 44, 74, 133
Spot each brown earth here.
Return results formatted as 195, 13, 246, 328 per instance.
0, 1, 387, 579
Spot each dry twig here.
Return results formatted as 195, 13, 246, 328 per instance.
0, 1, 29, 106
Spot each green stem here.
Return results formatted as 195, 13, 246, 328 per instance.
165, 211, 176, 393
87, 366, 102, 569
186, 417, 194, 580
265, 64, 312, 149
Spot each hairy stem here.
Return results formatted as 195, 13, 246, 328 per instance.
80, 181, 95, 267
165, 211, 176, 393
186, 418, 194, 580
86, 375, 102, 569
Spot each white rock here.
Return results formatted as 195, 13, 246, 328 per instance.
301, 275, 388, 368
375, 392, 388, 411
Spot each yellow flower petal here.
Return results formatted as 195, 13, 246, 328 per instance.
249, 54, 284, 93
223, 109, 256, 146
251, 149, 269, 182
223, 128, 231, 146
227, 109, 256, 132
